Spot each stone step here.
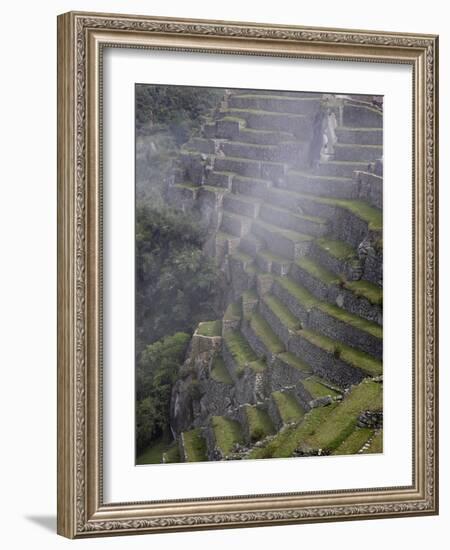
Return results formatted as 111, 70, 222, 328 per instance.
297, 376, 341, 410
251, 219, 313, 260
228, 94, 321, 115
238, 127, 295, 145
183, 137, 216, 155
355, 171, 383, 210
215, 116, 247, 139
291, 256, 383, 324
259, 294, 302, 347
239, 232, 266, 257
255, 249, 292, 276
309, 302, 383, 359
270, 390, 305, 429
222, 141, 278, 162
272, 275, 317, 326
294, 379, 383, 454
288, 328, 382, 387
221, 211, 253, 237
259, 203, 328, 237
232, 174, 273, 198
343, 103, 383, 128
208, 416, 245, 459
286, 171, 358, 199
241, 311, 285, 360
334, 143, 383, 162
315, 160, 371, 178
310, 238, 358, 277
267, 192, 382, 249
222, 329, 265, 381
206, 170, 235, 190
241, 404, 276, 443
214, 156, 261, 178
214, 231, 241, 262
223, 140, 308, 164
223, 192, 261, 218
221, 108, 312, 135
336, 126, 383, 145
167, 183, 198, 209
180, 428, 208, 462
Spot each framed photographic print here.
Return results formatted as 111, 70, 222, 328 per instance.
57, 11, 439, 538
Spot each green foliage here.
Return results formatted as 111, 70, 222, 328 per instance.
135, 332, 190, 454
136, 84, 223, 144
136, 204, 220, 352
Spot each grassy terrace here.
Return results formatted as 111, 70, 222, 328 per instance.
249, 312, 285, 354
263, 203, 327, 226
229, 250, 254, 264
257, 249, 291, 264
223, 330, 265, 374
274, 276, 318, 310
262, 294, 302, 330
272, 391, 305, 424
334, 427, 374, 455
314, 196, 382, 231
244, 405, 275, 441
215, 230, 239, 243
249, 403, 338, 459
197, 320, 222, 337
253, 219, 314, 243
295, 256, 338, 286
211, 416, 244, 455
300, 379, 382, 452
302, 376, 340, 400
232, 93, 319, 102
344, 280, 383, 306
316, 302, 382, 339
183, 429, 208, 462
315, 238, 356, 260
277, 352, 312, 375
223, 301, 242, 322
219, 115, 246, 123
211, 355, 233, 385
173, 182, 198, 190
299, 329, 382, 377
289, 169, 352, 182
200, 185, 229, 195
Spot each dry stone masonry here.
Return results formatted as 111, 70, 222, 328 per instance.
167, 90, 383, 462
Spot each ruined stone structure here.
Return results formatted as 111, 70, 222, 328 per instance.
165, 90, 383, 462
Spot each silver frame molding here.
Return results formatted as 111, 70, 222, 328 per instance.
57, 11, 439, 538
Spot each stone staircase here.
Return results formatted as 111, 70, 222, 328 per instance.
168, 89, 383, 461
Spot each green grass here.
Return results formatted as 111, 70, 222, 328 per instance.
289, 169, 351, 182
182, 428, 208, 462
229, 250, 254, 264
262, 294, 302, 330
137, 434, 173, 465
315, 238, 356, 260
197, 320, 222, 337
249, 312, 285, 354
344, 280, 383, 306
244, 405, 275, 441
334, 427, 374, 455
220, 115, 246, 123
257, 249, 291, 265
320, 198, 382, 231
316, 302, 382, 339
299, 329, 382, 377
272, 391, 305, 424
163, 444, 181, 464
242, 289, 258, 301
301, 380, 382, 452
223, 301, 242, 322
277, 352, 312, 375
274, 276, 318, 310
223, 330, 257, 373
295, 256, 338, 286
211, 355, 233, 384
302, 377, 340, 399
249, 403, 338, 459
263, 203, 326, 225
232, 93, 319, 102
366, 430, 383, 454
211, 416, 244, 455
200, 185, 229, 194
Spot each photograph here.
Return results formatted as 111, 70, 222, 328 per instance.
135, 84, 384, 465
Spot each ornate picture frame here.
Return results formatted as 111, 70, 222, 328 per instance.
57, 11, 438, 538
